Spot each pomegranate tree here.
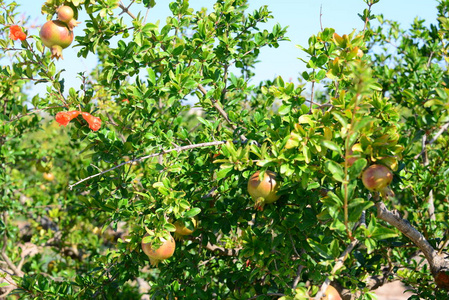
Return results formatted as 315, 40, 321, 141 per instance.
56, 5, 81, 30
39, 20, 73, 60
247, 170, 281, 210
141, 232, 175, 266
361, 164, 393, 192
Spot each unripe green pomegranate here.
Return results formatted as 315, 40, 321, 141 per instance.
141, 232, 175, 266
362, 164, 393, 192
247, 170, 281, 211
56, 5, 81, 30
174, 218, 198, 240
39, 20, 74, 60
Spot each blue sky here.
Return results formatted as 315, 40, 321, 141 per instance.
14, 0, 438, 99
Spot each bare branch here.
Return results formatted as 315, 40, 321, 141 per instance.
248, 293, 285, 300
376, 201, 449, 289
319, 5, 324, 32
198, 84, 247, 142
1, 212, 24, 277
376, 202, 437, 267
314, 239, 359, 300
119, 2, 136, 19
414, 122, 449, 160
204, 242, 241, 256
69, 140, 228, 190
292, 265, 305, 289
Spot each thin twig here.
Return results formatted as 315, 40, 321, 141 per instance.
204, 242, 241, 256
69, 140, 228, 190
314, 238, 359, 300
248, 293, 285, 300
292, 265, 305, 289
413, 122, 449, 159
198, 84, 247, 142
319, 5, 324, 32
1, 212, 24, 277
7, 106, 61, 123
119, 2, 136, 19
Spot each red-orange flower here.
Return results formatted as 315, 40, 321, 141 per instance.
82, 112, 102, 131
9, 25, 26, 41
55, 110, 80, 126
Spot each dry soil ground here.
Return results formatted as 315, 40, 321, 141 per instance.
374, 281, 415, 300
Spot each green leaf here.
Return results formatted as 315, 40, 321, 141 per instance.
147, 68, 156, 85
320, 139, 342, 155
197, 117, 213, 129
164, 223, 176, 232
348, 158, 367, 178
298, 114, 314, 126
307, 238, 333, 260
348, 198, 373, 222
216, 166, 233, 180
371, 227, 398, 240
185, 207, 201, 218
325, 160, 345, 182
134, 191, 151, 199
353, 117, 374, 132
278, 104, 290, 115
332, 112, 348, 127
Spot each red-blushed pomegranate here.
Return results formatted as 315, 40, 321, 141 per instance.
174, 218, 197, 240
57, 5, 81, 30
141, 232, 175, 266
247, 170, 281, 211
345, 148, 360, 167
322, 285, 342, 300
362, 164, 393, 192
40, 20, 74, 60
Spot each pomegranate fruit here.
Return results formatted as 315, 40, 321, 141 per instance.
345, 148, 361, 167
247, 170, 281, 211
362, 164, 393, 192
36, 158, 52, 173
322, 285, 342, 300
141, 232, 175, 266
174, 218, 197, 240
56, 5, 81, 30
40, 20, 74, 60
43, 172, 55, 181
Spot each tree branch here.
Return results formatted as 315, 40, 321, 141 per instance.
204, 242, 241, 256
69, 140, 228, 190
198, 84, 247, 142
413, 122, 449, 160
314, 239, 359, 300
118, 2, 136, 19
1, 212, 24, 277
376, 201, 449, 289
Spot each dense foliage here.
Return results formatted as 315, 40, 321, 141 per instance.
1, 0, 449, 299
